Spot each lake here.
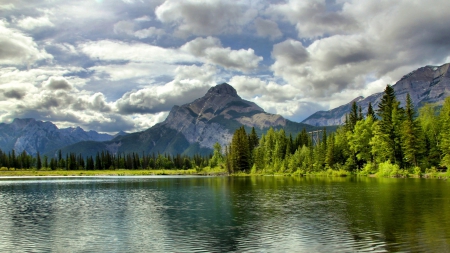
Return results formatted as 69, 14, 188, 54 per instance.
0, 176, 449, 252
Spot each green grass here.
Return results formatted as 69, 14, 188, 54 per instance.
0, 168, 225, 177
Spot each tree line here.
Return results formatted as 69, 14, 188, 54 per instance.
0, 149, 210, 171
2, 84, 450, 175
226, 85, 450, 175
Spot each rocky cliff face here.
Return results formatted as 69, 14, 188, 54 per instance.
62, 83, 323, 157
302, 63, 450, 126
0, 118, 113, 155
163, 83, 282, 149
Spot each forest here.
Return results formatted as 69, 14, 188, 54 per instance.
226, 85, 450, 177
1, 85, 450, 177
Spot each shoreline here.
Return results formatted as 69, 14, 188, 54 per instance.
0, 169, 448, 179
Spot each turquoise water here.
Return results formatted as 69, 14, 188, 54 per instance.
0, 176, 449, 252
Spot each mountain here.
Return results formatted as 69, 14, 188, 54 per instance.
302, 63, 450, 126
61, 83, 330, 157
0, 118, 114, 156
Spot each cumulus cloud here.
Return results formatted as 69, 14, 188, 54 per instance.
79, 40, 196, 64
134, 27, 165, 39
43, 76, 73, 90
0, 20, 52, 66
2, 89, 26, 99
229, 75, 327, 121
16, 15, 54, 30
155, 0, 257, 37
89, 62, 176, 81
113, 20, 135, 35
272, 39, 309, 66
269, 0, 359, 38
269, 0, 450, 101
255, 18, 282, 40
115, 64, 217, 114
181, 37, 263, 72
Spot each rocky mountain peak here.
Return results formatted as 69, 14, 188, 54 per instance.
205, 83, 240, 98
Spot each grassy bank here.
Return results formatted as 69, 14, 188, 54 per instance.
0, 168, 227, 177
0, 167, 448, 179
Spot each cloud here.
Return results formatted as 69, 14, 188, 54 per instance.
134, 27, 165, 39
43, 76, 73, 90
16, 15, 54, 30
268, 0, 450, 101
2, 89, 26, 99
181, 37, 263, 72
89, 62, 176, 81
155, 0, 257, 37
272, 39, 309, 66
79, 40, 196, 64
229, 75, 327, 121
269, 0, 359, 38
255, 18, 282, 40
0, 20, 52, 66
115, 64, 216, 114
113, 20, 135, 35
0, 3, 15, 10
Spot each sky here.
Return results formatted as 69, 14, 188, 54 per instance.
1, 0, 450, 134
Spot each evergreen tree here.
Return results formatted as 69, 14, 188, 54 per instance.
418, 103, 441, 167
347, 101, 359, 131
401, 93, 424, 167
325, 133, 335, 168
36, 152, 42, 170
439, 97, 450, 167
230, 126, 250, 172
375, 85, 404, 165
367, 102, 376, 119
43, 155, 48, 169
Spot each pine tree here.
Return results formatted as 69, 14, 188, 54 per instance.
231, 126, 250, 172
367, 102, 376, 119
36, 151, 42, 170
375, 85, 403, 165
401, 93, 424, 167
347, 101, 359, 131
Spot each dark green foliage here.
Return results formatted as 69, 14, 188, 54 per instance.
367, 102, 376, 119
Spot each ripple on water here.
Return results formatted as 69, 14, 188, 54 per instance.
0, 176, 449, 252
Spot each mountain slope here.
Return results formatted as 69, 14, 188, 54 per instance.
0, 118, 114, 155
302, 63, 450, 126
61, 83, 329, 157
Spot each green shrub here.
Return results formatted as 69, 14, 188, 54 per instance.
359, 162, 376, 176
376, 161, 401, 177
413, 166, 422, 177
425, 167, 439, 178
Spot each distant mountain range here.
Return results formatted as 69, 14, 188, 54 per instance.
57, 83, 328, 157
302, 63, 450, 126
0, 118, 117, 156
2, 62, 449, 157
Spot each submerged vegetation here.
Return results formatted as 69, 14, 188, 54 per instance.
1, 85, 450, 179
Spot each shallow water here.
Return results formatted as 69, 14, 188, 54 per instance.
0, 176, 449, 252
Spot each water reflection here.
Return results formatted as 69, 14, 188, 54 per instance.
0, 176, 449, 252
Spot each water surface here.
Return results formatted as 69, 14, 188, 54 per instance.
0, 176, 449, 252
